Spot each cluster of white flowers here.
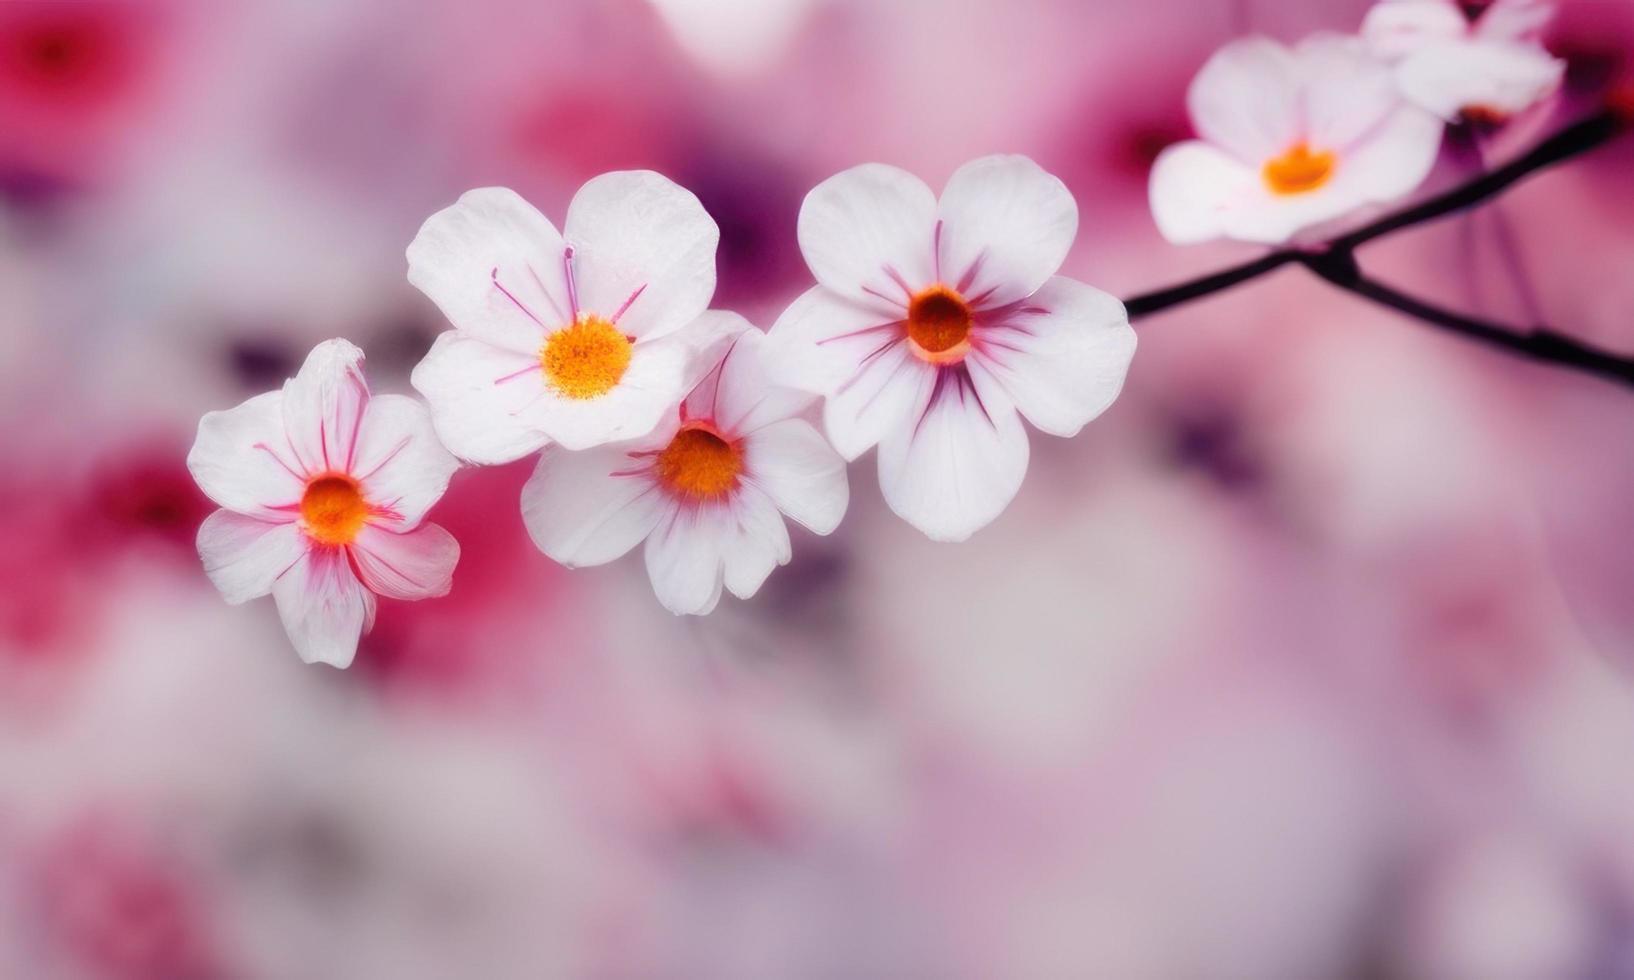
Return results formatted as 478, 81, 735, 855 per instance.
189, 0, 1566, 667
1150, 0, 1563, 246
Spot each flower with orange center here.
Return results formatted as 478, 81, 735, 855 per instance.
409, 174, 726, 462
540, 315, 632, 399
1262, 143, 1336, 196
655, 425, 742, 501
905, 285, 973, 363
522, 322, 850, 615
190, 340, 461, 668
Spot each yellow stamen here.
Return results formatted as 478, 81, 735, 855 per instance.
655, 425, 742, 501
541, 315, 632, 399
301, 475, 368, 545
1263, 143, 1336, 196
906, 285, 972, 364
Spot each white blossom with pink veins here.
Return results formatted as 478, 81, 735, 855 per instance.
188, 340, 460, 668
521, 319, 848, 615
765, 155, 1135, 542
407, 173, 726, 463
1150, 34, 1445, 246
1363, 0, 1564, 122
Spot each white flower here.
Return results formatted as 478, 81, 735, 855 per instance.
188, 340, 460, 668
407, 172, 724, 463
1363, 0, 1564, 122
1150, 34, 1445, 246
765, 155, 1136, 542
520, 319, 848, 615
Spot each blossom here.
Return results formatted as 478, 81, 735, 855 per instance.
1363, 0, 1565, 123
407, 173, 724, 463
1149, 34, 1445, 246
187, 340, 460, 668
520, 319, 847, 615
764, 155, 1135, 542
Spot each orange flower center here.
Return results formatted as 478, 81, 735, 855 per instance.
1263, 143, 1336, 196
541, 315, 632, 399
906, 285, 972, 364
655, 425, 742, 501
301, 475, 367, 545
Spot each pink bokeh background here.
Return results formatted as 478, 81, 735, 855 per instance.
3, 0, 1634, 976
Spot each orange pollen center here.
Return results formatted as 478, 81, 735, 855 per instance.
541, 315, 632, 399
655, 425, 743, 501
300, 475, 367, 546
1263, 143, 1337, 196
906, 285, 973, 363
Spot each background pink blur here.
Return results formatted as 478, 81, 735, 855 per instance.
3, 1, 1634, 977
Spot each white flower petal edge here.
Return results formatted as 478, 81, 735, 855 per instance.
407, 173, 721, 464
521, 320, 848, 615
1363, 0, 1564, 121
189, 339, 461, 667
769, 155, 1135, 541
1150, 34, 1443, 246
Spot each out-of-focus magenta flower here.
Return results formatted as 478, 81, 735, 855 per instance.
1364, 0, 1565, 123
522, 322, 848, 615
188, 340, 460, 668
1149, 35, 1444, 245
408, 177, 728, 461
769, 155, 1134, 541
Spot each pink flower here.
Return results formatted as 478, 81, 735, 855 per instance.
187, 340, 460, 668
521, 320, 848, 615
766, 155, 1136, 542
1149, 34, 1445, 245
1363, 0, 1565, 123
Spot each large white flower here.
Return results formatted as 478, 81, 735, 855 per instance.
1363, 0, 1564, 122
1150, 34, 1445, 246
765, 155, 1136, 542
521, 319, 848, 615
407, 172, 722, 462
188, 340, 460, 668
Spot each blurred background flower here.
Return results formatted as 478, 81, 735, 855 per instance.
3, 0, 1633, 976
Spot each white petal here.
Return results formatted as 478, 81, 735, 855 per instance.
1330, 101, 1444, 204
973, 276, 1136, 438
271, 546, 375, 668
823, 339, 938, 462
1397, 40, 1563, 119
531, 335, 687, 451
719, 486, 792, 602
349, 523, 459, 600
520, 442, 667, 567
674, 309, 755, 398
1187, 36, 1302, 164
281, 339, 371, 476
196, 511, 305, 604
935, 155, 1077, 308
406, 187, 569, 354
743, 418, 849, 535
1148, 140, 1261, 245
410, 332, 552, 465
1363, 0, 1466, 59
188, 391, 307, 520
877, 366, 1029, 542
643, 505, 727, 615
797, 163, 937, 313
1299, 33, 1411, 151
563, 171, 718, 341
1476, 0, 1555, 43
352, 394, 460, 531
764, 285, 905, 399
693, 326, 817, 437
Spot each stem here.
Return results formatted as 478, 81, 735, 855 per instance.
1123, 249, 1300, 317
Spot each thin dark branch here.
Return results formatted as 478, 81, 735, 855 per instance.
1123, 249, 1301, 318
1299, 252, 1634, 389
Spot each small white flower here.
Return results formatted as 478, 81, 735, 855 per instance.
1363, 0, 1565, 123
188, 340, 460, 668
521, 319, 848, 615
766, 155, 1136, 542
1150, 34, 1445, 246
407, 172, 725, 463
